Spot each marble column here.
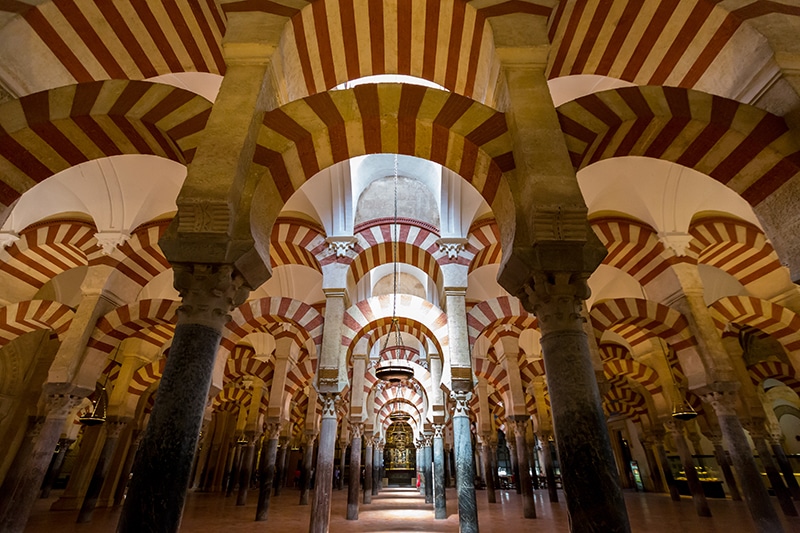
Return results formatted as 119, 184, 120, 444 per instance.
771, 435, 800, 501
40, 437, 74, 499
444, 445, 453, 488
433, 425, 447, 519
255, 424, 281, 520
0, 394, 82, 533
225, 442, 241, 497
363, 436, 373, 504
452, 391, 479, 533
299, 433, 317, 505
238, 432, 258, 506
372, 442, 382, 495
113, 430, 142, 506
77, 419, 127, 523
709, 435, 741, 501
507, 436, 521, 494
749, 426, 797, 517
336, 445, 346, 490
53, 423, 106, 511
481, 433, 496, 504
275, 436, 289, 496
424, 436, 434, 505
347, 423, 364, 520
655, 441, 682, 502
118, 264, 248, 533
525, 274, 630, 532
666, 419, 711, 517
703, 388, 784, 533
310, 393, 340, 533
639, 435, 665, 493
510, 417, 536, 519
543, 435, 559, 503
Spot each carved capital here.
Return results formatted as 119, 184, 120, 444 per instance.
320, 392, 341, 419
436, 237, 468, 260
172, 263, 249, 330
519, 271, 590, 332
450, 390, 472, 418
94, 231, 131, 255
45, 394, 83, 419
350, 422, 365, 439
433, 424, 445, 439
105, 419, 128, 439
264, 422, 282, 440
742, 418, 768, 440
326, 236, 357, 258
700, 385, 739, 417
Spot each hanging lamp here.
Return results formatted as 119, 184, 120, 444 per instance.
671, 383, 698, 421
375, 154, 414, 384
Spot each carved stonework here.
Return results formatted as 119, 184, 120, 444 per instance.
105, 419, 128, 439
326, 236, 357, 257
320, 393, 341, 419
436, 238, 467, 260
350, 422, 365, 439
264, 422, 282, 440
532, 206, 590, 241
45, 394, 83, 419
700, 388, 739, 417
0, 231, 20, 249
177, 201, 230, 233
172, 263, 249, 330
94, 231, 131, 255
520, 272, 590, 332
450, 391, 472, 418
433, 424, 444, 439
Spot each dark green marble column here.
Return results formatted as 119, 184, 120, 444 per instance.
452, 391, 479, 533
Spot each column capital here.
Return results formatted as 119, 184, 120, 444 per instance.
320, 392, 341, 420
433, 424, 445, 439
172, 263, 250, 330
450, 391, 473, 418
742, 418, 768, 439
264, 422, 283, 440
349, 421, 365, 439
700, 383, 740, 417
44, 393, 84, 418
519, 271, 590, 332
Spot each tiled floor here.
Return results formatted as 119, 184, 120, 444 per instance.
24, 486, 800, 532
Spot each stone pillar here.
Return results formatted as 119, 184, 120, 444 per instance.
53, 423, 106, 511
481, 433, 497, 503
299, 432, 317, 505
372, 441, 382, 495
113, 430, 142, 506
433, 424, 447, 518
655, 440, 681, 502
709, 434, 741, 501
510, 417, 536, 519
237, 431, 258, 506
40, 437, 74, 499
310, 393, 340, 533
525, 273, 630, 532
749, 424, 797, 517
225, 441, 242, 497
639, 434, 665, 493
255, 423, 281, 520
0, 394, 83, 533
451, 391, 479, 533
543, 435, 559, 503
666, 419, 711, 517
363, 435, 373, 504
347, 423, 364, 520
77, 419, 127, 522
423, 435, 434, 505
770, 433, 800, 501
444, 444, 453, 488
275, 436, 289, 496
118, 264, 248, 533
703, 388, 784, 533
507, 436, 521, 494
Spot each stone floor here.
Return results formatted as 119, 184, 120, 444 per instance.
24, 485, 800, 532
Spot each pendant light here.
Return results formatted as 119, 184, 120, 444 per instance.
375, 154, 414, 384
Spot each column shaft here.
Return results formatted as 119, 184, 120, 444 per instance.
481, 441, 496, 503
452, 392, 479, 533
309, 396, 339, 533
772, 442, 800, 501
347, 432, 362, 520
712, 442, 741, 501
77, 421, 126, 522
512, 420, 536, 519
299, 435, 316, 505
372, 445, 381, 495
752, 435, 796, 517
424, 444, 434, 504
238, 441, 257, 506
40, 438, 73, 499
434, 430, 447, 519
668, 421, 711, 517
275, 439, 288, 496
544, 438, 559, 503
255, 433, 279, 521
363, 439, 373, 504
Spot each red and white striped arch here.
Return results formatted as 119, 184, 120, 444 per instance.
592, 217, 687, 286
747, 360, 800, 395
87, 299, 180, 355
380, 345, 423, 367
212, 385, 251, 413
590, 298, 695, 376
225, 349, 276, 388
254, 84, 514, 205
0, 81, 213, 211
286, 357, 317, 397
546, 0, 792, 94
364, 320, 437, 356
466, 296, 535, 345
348, 220, 446, 286
467, 218, 501, 274
374, 381, 425, 414
92, 221, 171, 289
270, 217, 330, 272
473, 358, 509, 395
0, 299, 73, 347
128, 357, 165, 396
519, 359, 546, 383
342, 294, 449, 358
278, 0, 552, 102
603, 357, 662, 396
558, 86, 800, 207
0, 1, 225, 89
222, 297, 324, 355
0, 220, 98, 289
709, 296, 800, 354
603, 385, 648, 421
688, 217, 783, 289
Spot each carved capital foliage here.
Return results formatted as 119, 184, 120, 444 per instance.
518, 271, 590, 332
350, 422, 365, 439
320, 392, 341, 419
173, 263, 250, 330
433, 424, 445, 439
700, 387, 739, 417
450, 390, 472, 418
264, 422, 282, 440
326, 236, 357, 258
105, 419, 128, 439
436, 238, 468, 260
